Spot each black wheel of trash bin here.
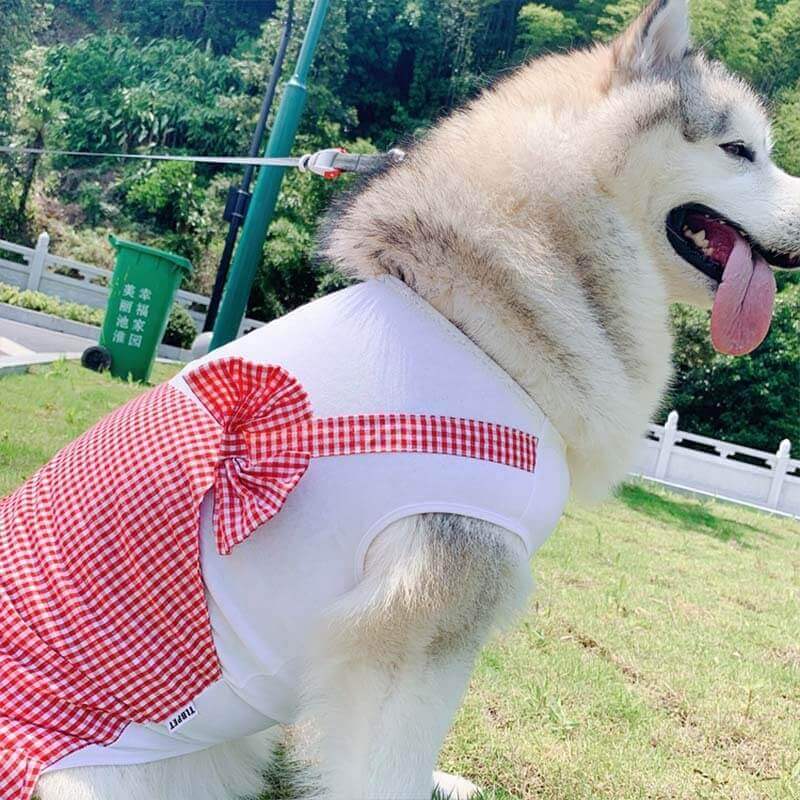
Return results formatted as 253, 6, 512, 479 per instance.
82, 345, 112, 373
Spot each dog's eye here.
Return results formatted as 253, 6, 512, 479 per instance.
719, 141, 755, 162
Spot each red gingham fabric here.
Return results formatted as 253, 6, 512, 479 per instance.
0, 356, 537, 799
0, 382, 222, 800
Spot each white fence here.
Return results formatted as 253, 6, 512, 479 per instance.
0, 232, 263, 338
633, 411, 800, 517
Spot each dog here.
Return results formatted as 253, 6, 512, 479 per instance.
33, 1, 800, 798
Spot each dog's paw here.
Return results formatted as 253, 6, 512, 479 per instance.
433, 770, 481, 799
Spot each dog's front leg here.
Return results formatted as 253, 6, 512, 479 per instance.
296, 513, 532, 800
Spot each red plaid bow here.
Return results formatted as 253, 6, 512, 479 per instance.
186, 358, 314, 555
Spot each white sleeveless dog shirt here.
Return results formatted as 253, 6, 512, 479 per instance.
46, 276, 570, 773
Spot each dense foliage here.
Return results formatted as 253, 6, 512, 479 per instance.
669, 284, 800, 451
41, 34, 249, 154
0, 0, 798, 448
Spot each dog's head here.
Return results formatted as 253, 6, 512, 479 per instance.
605, 0, 800, 355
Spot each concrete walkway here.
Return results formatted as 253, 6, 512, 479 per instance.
0, 318, 86, 376
0, 317, 95, 355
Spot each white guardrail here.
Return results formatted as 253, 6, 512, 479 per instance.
632, 411, 800, 518
0, 232, 263, 338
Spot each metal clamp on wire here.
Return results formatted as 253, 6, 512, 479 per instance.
297, 148, 347, 179
298, 147, 406, 179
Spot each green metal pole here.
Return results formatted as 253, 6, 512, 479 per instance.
210, 0, 331, 349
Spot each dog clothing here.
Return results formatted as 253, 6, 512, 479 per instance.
1, 276, 569, 797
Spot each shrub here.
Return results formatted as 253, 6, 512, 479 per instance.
122, 162, 210, 263
76, 182, 103, 227
41, 34, 246, 154
0, 282, 104, 325
515, 4, 580, 57
0, 281, 196, 349
163, 303, 197, 349
124, 161, 206, 231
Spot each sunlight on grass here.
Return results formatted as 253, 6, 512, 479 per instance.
0, 359, 179, 496
440, 486, 800, 800
3, 363, 798, 800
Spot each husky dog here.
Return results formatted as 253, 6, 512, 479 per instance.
36, 1, 800, 799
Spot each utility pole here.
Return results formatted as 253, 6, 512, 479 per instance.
210, 0, 331, 350
202, 0, 294, 333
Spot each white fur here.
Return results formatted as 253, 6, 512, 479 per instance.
638, 0, 690, 73
34, 1, 800, 797
432, 772, 480, 799
37, 515, 530, 800
37, 730, 281, 800
322, 2, 800, 502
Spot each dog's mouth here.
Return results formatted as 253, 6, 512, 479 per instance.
666, 203, 777, 356
667, 203, 800, 279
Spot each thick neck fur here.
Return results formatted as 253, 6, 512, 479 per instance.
321, 45, 676, 502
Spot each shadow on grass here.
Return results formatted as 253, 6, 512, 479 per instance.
259, 748, 504, 800
616, 483, 765, 546
258, 742, 508, 800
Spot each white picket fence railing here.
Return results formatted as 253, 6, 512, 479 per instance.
0, 232, 263, 339
632, 410, 800, 517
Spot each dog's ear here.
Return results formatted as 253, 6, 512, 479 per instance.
612, 0, 690, 81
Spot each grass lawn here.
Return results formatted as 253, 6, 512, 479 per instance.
3, 362, 799, 800
0, 359, 178, 496
441, 488, 800, 800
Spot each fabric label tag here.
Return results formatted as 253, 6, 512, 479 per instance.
166, 702, 198, 732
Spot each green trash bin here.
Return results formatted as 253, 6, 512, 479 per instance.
98, 235, 192, 382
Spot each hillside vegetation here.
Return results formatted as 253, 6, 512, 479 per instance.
0, 0, 798, 447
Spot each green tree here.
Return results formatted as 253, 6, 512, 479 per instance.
251, 0, 355, 140
113, 0, 275, 54
593, 0, 643, 39
9, 48, 65, 226
250, 133, 374, 320
690, 0, 765, 82
515, 3, 580, 58
667, 285, 800, 451
0, 0, 41, 128
772, 83, 800, 176
123, 160, 211, 262
0, 0, 44, 238
41, 34, 248, 154
755, 0, 800, 91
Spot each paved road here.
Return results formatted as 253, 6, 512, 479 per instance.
0, 318, 95, 355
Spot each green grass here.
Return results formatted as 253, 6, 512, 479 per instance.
440, 486, 800, 800
0, 360, 178, 496
3, 363, 799, 800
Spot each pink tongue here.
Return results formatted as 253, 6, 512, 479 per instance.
710, 233, 776, 356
